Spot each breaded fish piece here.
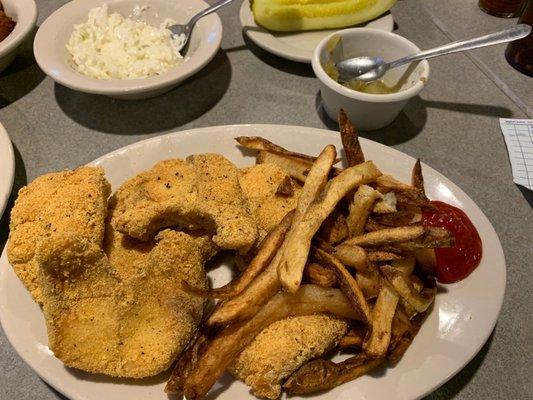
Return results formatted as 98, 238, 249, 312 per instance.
7, 167, 110, 303
37, 229, 209, 378
229, 315, 348, 399
104, 194, 158, 280
239, 163, 301, 241
112, 155, 258, 251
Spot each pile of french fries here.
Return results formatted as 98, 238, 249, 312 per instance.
165, 110, 453, 399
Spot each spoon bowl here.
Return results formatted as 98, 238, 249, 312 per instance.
336, 24, 531, 83
336, 56, 386, 82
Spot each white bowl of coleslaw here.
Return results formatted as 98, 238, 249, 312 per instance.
33, 0, 222, 99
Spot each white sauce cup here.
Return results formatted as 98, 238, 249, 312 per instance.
312, 28, 430, 131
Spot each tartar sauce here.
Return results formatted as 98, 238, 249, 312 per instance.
67, 5, 184, 80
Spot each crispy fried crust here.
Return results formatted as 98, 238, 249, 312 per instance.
37, 230, 208, 378
112, 155, 258, 251
239, 163, 301, 241
229, 315, 348, 399
7, 167, 110, 303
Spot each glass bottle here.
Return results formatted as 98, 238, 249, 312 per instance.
479, 0, 525, 17
505, 0, 533, 76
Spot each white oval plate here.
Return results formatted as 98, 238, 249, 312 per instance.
239, 1, 394, 63
0, 122, 15, 218
0, 125, 505, 400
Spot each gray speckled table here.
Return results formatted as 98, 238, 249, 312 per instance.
0, 0, 532, 399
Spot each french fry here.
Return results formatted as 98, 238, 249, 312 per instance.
208, 145, 337, 325
279, 161, 381, 293
339, 109, 365, 167
339, 322, 367, 348
390, 257, 415, 276
411, 159, 425, 195
362, 282, 399, 357
304, 262, 337, 287
332, 242, 368, 272
367, 250, 403, 262
364, 219, 389, 232
319, 211, 349, 244
380, 265, 434, 313
181, 211, 294, 299
283, 353, 384, 395
347, 185, 381, 236
394, 227, 454, 249
183, 285, 363, 400
236, 136, 318, 163
372, 191, 397, 213
371, 211, 417, 227
257, 150, 311, 183
313, 247, 372, 325
388, 311, 429, 364
165, 329, 212, 394
275, 175, 294, 196
342, 225, 426, 247
412, 248, 437, 276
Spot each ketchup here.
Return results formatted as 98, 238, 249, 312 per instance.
422, 201, 482, 283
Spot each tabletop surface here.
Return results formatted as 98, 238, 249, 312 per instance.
0, 0, 532, 399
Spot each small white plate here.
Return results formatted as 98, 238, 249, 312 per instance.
239, 1, 394, 63
0, 125, 505, 400
0, 122, 15, 218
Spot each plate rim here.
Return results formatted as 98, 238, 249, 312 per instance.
239, 1, 394, 64
0, 124, 506, 400
0, 122, 15, 218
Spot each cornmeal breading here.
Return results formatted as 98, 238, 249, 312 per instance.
239, 164, 301, 241
229, 315, 348, 399
7, 167, 110, 303
112, 155, 258, 251
37, 229, 208, 378
104, 194, 158, 280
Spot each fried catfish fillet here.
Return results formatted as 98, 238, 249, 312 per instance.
239, 164, 301, 241
229, 315, 348, 399
7, 167, 110, 303
36, 229, 209, 378
111, 155, 258, 251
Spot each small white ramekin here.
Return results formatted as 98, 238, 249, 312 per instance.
0, 0, 37, 74
312, 28, 429, 131
33, 0, 222, 100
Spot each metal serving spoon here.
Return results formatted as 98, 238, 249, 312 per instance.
336, 24, 532, 83
168, 0, 235, 52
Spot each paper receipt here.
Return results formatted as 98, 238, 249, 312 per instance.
499, 118, 533, 191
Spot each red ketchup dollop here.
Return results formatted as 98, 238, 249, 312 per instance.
422, 201, 482, 283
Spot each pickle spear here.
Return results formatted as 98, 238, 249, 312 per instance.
251, 0, 397, 32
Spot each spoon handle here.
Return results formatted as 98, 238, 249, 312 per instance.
388, 24, 532, 70
188, 0, 235, 27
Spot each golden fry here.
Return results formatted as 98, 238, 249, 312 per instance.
362, 283, 399, 357
236, 136, 318, 162
279, 161, 381, 293
283, 353, 384, 395
256, 151, 311, 183
339, 109, 365, 167
347, 185, 381, 236
380, 265, 434, 313
411, 159, 425, 195
332, 242, 368, 272
312, 247, 372, 325
305, 263, 337, 287
343, 225, 426, 247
